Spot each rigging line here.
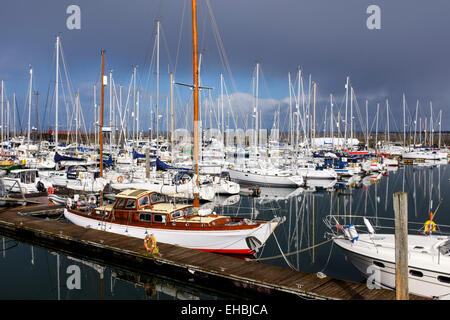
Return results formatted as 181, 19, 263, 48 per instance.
136, 1, 161, 78
174, 0, 187, 77
160, 23, 175, 74
222, 78, 238, 130
205, 0, 237, 93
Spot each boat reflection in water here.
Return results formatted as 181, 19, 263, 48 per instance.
0, 237, 238, 299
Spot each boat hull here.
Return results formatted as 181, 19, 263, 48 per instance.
334, 237, 450, 300
228, 168, 302, 188
64, 208, 280, 254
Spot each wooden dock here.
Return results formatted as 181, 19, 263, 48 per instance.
0, 198, 428, 300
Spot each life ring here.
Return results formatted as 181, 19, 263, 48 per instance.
424, 220, 436, 233
144, 234, 157, 253
47, 186, 54, 195
117, 176, 124, 183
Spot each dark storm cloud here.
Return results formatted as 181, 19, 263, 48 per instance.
0, 0, 449, 133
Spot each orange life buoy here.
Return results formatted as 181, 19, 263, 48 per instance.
117, 176, 124, 183
424, 220, 436, 233
144, 234, 157, 253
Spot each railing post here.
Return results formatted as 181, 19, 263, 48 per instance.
393, 191, 409, 300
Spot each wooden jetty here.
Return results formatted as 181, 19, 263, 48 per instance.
0, 197, 428, 300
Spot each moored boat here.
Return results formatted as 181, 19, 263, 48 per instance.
324, 214, 450, 299
64, 188, 285, 254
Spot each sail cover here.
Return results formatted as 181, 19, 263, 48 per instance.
54, 152, 84, 163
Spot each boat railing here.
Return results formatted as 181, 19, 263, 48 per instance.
323, 214, 450, 238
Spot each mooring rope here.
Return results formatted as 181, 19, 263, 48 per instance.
247, 237, 333, 262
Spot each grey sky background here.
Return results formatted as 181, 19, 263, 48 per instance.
0, 0, 449, 135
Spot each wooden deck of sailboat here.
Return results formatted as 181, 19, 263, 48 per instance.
0, 198, 429, 300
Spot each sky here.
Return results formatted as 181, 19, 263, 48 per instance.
1, 0, 450, 137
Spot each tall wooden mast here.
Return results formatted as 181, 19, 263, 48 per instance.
192, 0, 200, 207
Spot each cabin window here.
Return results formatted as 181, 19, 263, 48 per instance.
138, 196, 150, 207
172, 210, 184, 219
150, 193, 166, 203
153, 214, 166, 223
184, 207, 194, 216
115, 198, 126, 208
439, 241, 450, 256
409, 270, 423, 277
139, 213, 152, 222
125, 199, 136, 209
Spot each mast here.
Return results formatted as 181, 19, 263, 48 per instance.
27, 66, 33, 146
137, 90, 140, 141
34, 91, 39, 142
55, 36, 60, 149
288, 72, 292, 146
13, 93, 16, 138
0, 80, 3, 146
402, 93, 406, 148
350, 85, 353, 146
254, 62, 260, 149
170, 72, 174, 164
156, 20, 160, 148
220, 73, 224, 144
344, 76, 349, 149
430, 101, 433, 146
75, 92, 79, 147
99, 50, 105, 180
330, 93, 333, 148
312, 81, 316, 150
386, 99, 390, 146
365, 100, 369, 150
94, 84, 97, 147
375, 103, 379, 152
192, 0, 200, 208
7, 94, 10, 142
414, 100, 418, 146
439, 109, 442, 149
133, 65, 137, 145
109, 70, 113, 149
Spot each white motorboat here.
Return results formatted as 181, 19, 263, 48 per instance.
324, 214, 450, 300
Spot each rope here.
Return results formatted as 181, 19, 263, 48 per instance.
247, 237, 333, 262
0, 239, 18, 252
272, 230, 297, 270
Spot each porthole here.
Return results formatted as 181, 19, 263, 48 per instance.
409, 270, 423, 277
373, 261, 385, 268
437, 276, 450, 284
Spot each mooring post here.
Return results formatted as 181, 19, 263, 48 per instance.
393, 191, 409, 300
145, 148, 150, 180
